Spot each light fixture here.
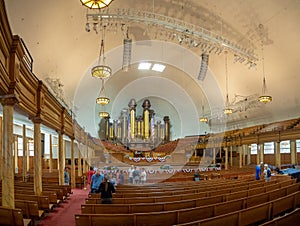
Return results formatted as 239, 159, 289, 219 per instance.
92, 26, 112, 79
99, 111, 110, 118
152, 64, 166, 72
80, 0, 114, 9
223, 51, 233, 115
138, 62, 152, 70
258, 30, 272, 104
199, 104, 208, 122
96, 78, 110, 106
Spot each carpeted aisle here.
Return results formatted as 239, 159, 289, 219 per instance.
37, 188, 89, 226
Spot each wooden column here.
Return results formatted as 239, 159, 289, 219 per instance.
49, 134, 53, 173
225, 147, 228, 170
22, 125, 27, 181
247, 145, 251, 165
32, 118, 42, 195
213, 148, 216, 164
230, 146, 233, 167
242, 145, 246, 166
256, 144, 260, 165
259, 143, 264, 164
1, 97, 16, 208
14, 136, 18, 174
58, 132, 65, 185
290, 140, 296, 165
78, 144, 82, 177
0, 116, 2, 181
238, 146, 242, 168
71, 138, 76, 188
275, 142, 281, 169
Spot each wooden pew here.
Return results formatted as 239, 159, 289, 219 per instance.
176, 191, 300, 226
15, 200, 44, 224
82, 182, 299, 216
260, 208, 300, 226
0, 206, 31, 226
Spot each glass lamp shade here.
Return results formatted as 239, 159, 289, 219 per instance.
96, 96, 110, 105
80, 0, 113, 9
224, 108, 233, 115
91, 65, 112, 79
199, 117, 208, 122
258, 95, 272, 104
99, 111, 110, 118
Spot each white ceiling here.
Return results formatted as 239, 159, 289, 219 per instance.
4, 0, 300, 139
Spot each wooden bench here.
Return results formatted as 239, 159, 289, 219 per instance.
86, 179, 293, 205
76, 191, 300, 226
15, 200, 44, 224
82, 182, 300, 215
260, 208, 300, 226
0, 206, 31, 226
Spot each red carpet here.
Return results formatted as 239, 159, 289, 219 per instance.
37, 188, 88, 226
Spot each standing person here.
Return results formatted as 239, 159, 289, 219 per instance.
128, 165, 134, 184
140, 168, 147, 184
87, 166, 95, 188
99, 175, 116, 204
264, 164, 271, 182
64, 167, 70, 185
255, 164, 261, 180
90, 169, 104, 193
133, 166, 140, 184
119, 170, 125, 184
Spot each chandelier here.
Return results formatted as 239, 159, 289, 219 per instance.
80, 0, 113, 9
99, 111, 110, 118
199, 101, 208, 122
258, 35, 272, 104
92, 26, 112, 79
223, 52, 233, 115
96, 78, 110, 105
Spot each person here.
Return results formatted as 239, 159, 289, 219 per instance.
194, 172, 200, 181
87, 166, 95, 187
133, 166, 140, 184
64, 167, 70, 185
255, 164, 261, 180
99, 175, 115, 204
264, 164, 271, 182
119, 170, 124, 184
90, 169, 104, 193
128, 165, 134, 184
140, 168, 147, 184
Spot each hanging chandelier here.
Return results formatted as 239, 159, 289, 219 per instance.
96, 78, 110, 105
223, 52, 233, 115
80, 0, 114, 9
199, 103, 208, 122
258, 36, 272, 104
92, 25, 112, 79
99, 111, 110, 118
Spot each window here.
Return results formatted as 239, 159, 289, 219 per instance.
297, 140, 300, 153
264, 142, 274, 154
28, 140, 34, 156
250, 144, 257, 155
17, 137, 23, 156
280, 140, 290, 153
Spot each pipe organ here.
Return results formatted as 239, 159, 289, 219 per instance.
100, 98, 171, 147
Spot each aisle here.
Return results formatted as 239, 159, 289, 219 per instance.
37, 188, 88, 226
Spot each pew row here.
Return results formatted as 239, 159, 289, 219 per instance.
0, 206, 31, 226
75, 191, 300, 226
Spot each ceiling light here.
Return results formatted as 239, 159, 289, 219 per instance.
99, 112, 110, 118
80, 0, 114, 9
152, 64, 166, 72
96, 96, 110, 105
138, 62, 152, 70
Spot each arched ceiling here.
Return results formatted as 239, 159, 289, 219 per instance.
4, 0, 300, 139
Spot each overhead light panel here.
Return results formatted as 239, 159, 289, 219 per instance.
138, 62, 152, 70
152, 64, 166, 72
